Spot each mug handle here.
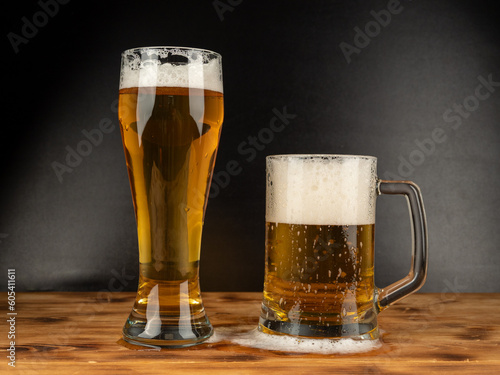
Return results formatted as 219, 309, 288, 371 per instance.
375, 179, 428, 312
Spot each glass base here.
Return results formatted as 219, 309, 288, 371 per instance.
123, 272, 213, 348
258, 303, 379, 340
123, 312, 213, 348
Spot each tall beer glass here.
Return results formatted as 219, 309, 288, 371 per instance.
118, 47, 223, 347
260, 155, 427, 339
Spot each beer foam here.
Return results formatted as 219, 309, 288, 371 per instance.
266, 155, 377, 225
120, 47, 223, 92
208, 328, 381, 354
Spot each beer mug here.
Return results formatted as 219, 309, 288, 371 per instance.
118, 47, 223, 347
259, 155, 427, 339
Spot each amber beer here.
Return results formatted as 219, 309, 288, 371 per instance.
118, 47, 223, 347
263, 223, 375, 335
260, 155, 379, 339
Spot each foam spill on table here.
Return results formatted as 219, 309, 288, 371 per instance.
207, 327, 381, 354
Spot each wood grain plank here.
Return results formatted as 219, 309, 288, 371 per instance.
1, 292, 499, 374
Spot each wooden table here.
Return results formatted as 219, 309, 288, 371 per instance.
1, 292, 499, 374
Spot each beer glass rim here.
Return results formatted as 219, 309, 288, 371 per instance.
267, 154, 377, 161
121, 46, 221, 59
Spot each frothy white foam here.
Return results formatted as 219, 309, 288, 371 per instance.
208, 328, 381, 354
120, 47, 223, 92
266, 155, 377, 225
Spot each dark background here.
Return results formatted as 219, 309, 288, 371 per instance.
1, 0, 499, 293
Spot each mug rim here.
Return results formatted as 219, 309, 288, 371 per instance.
266, 154, 377, 161
121, 46, 221, 59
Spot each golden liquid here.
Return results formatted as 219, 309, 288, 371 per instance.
260, 222, 376, 338
119, 86, 223, 324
